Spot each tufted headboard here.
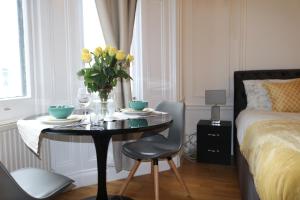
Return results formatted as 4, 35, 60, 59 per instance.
233, 69, 300, 154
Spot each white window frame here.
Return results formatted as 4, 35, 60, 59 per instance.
0, 0, 39, 124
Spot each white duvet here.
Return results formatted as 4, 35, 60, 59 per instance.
236, 109, 300, 144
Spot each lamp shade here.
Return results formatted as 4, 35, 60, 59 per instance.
205, 90, 226, 105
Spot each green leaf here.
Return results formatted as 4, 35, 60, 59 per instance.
77, 69, 85, 76
90, 72, 99, 77
112, 79, 117, 87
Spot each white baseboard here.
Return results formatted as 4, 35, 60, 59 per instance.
69, 156, 180, 188
68, 168, 98, 187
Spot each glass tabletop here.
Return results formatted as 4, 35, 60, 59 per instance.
34, 114, 173, 136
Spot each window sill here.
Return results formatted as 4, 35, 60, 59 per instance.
0, 120, 17, 132
0, 96, 31, 102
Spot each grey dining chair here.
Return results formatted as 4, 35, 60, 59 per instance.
0, 161, 74, 200
119, 101, 190, 200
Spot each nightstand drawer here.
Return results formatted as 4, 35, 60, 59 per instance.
198, 130, 229, 149
197, 148, 230, 164
206, 132, 222, 137
202, 131, 226, 143
200, 126, 230, 137
199, 141, 228, 154
198, 142, 230, 164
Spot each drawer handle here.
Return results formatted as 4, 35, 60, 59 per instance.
207, 133, 220, 137
207, 149, 220, 153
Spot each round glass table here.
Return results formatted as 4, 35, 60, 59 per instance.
41, 114, 173, 200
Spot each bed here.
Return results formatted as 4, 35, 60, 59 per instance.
233, 69, 300, 200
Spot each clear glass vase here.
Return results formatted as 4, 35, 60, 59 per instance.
89, 91, 115, 125
99, 100, 108, 119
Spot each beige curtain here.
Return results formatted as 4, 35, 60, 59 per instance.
95, 0, 137, 172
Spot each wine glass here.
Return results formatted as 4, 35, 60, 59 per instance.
77, 87, 91, 119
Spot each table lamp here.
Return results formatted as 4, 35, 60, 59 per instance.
205, 90, 226, 125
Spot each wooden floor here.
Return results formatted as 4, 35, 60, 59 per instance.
56, 159, 241, 200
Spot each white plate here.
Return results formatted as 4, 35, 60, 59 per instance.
39, 115, 82, 125
121, 108, 153, 116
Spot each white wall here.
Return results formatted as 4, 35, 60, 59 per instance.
181, 0, 300, 149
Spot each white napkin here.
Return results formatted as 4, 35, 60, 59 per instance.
17, 120, 53, 154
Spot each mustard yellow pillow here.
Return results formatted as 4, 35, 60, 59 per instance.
263, 79, 300, 112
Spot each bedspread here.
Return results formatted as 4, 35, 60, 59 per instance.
240, 120, 300, 200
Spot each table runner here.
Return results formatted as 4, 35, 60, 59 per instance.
17, 120, 53, 154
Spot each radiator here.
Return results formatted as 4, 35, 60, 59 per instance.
0, 124, 51, 172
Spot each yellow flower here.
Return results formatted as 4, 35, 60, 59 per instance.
81, 52, 92, 63
116, 50, 126, 61
104, 46, 111, 53
108, 47, 117, 56
126, 54, 134, 62
82, 48, 89, 54
94, 47, 102, 57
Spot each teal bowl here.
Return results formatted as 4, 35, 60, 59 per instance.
48, 105, 75, 119
128, 101, 148, 111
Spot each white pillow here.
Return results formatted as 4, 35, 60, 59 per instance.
243, 80, 272, 111
243, 79, 296, 111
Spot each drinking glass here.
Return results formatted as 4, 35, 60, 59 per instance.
77, 87, 91, 118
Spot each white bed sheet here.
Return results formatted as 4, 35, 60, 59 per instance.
236, 109, 300, 144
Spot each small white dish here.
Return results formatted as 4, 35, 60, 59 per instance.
39, 115, 82, 125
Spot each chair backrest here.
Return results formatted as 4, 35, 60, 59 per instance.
156, 101, 185, 150
0, 162, 35, 200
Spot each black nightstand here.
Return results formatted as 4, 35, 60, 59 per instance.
197, 120, 231, 165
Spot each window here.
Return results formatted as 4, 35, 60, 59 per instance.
82, 0, 105, 49
81, 0, 142, 99
0, 0, 37, 123
0, 0, 29, 99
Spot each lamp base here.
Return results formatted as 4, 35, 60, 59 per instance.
211, 105, 220, 126
211, 120, 221, 126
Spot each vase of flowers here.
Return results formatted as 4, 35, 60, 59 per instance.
78, 46, 134, 121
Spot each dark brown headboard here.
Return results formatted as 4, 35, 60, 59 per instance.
233, 69, 300, 154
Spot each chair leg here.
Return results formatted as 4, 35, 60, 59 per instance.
167, 157, 191, 196
151, 160, 154, 176
153, 159, 159, 200
119, 160, 141, 195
